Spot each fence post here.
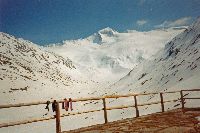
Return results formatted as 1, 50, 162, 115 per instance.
102, 98, 108, 123
134, 95, 139, 117
55, 101, 61, 133
180, 90, 185, 110
160, 93, 164, 112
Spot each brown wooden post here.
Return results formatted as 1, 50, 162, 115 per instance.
102, 98, 108, 123
160, 93, 164, 112
55, 101, 61, 133
134, 95, 139, 117
180, 90, 185, 110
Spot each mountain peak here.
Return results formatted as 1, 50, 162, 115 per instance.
86, 27, 118, 44
98, 27, 117, 37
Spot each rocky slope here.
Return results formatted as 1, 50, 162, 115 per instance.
0, 32, 80, 103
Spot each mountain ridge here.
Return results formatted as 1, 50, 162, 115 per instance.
107, 18, 200, 95
46, 27, 184, 83
0, 32, 82, 103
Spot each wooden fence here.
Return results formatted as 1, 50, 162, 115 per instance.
0, 89, 200, 133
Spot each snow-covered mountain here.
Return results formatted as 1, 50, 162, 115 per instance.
1, 26, 184, 104
108, 18, 200, 97
0, 32, 107, 133
92, 18, 200, 132
46, 27, 184, 83
0, 32, 96, 103
1, 18, 199, 133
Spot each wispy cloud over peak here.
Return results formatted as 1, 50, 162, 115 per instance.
155, 17, 192, 28
137, 20, 148, 26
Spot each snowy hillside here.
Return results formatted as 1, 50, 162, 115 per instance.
0, 20, 199, 133
0, 32, 92, 103
0, 26, 184, 104
46, 27, 184, 83
94, 18, 200, 132
108, 18, 200, 96
0, 32, 107, 133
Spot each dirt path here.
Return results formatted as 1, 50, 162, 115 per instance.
62, 108, 200, 133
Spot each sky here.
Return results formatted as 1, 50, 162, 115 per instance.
0, 0, 200, 45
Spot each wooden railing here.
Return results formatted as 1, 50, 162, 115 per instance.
0, 89, 199, 133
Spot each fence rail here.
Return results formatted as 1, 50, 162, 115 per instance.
0, 89, 199, 133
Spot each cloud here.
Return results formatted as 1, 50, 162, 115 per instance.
155, 17, 192, 28
137, 20, 148, 26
